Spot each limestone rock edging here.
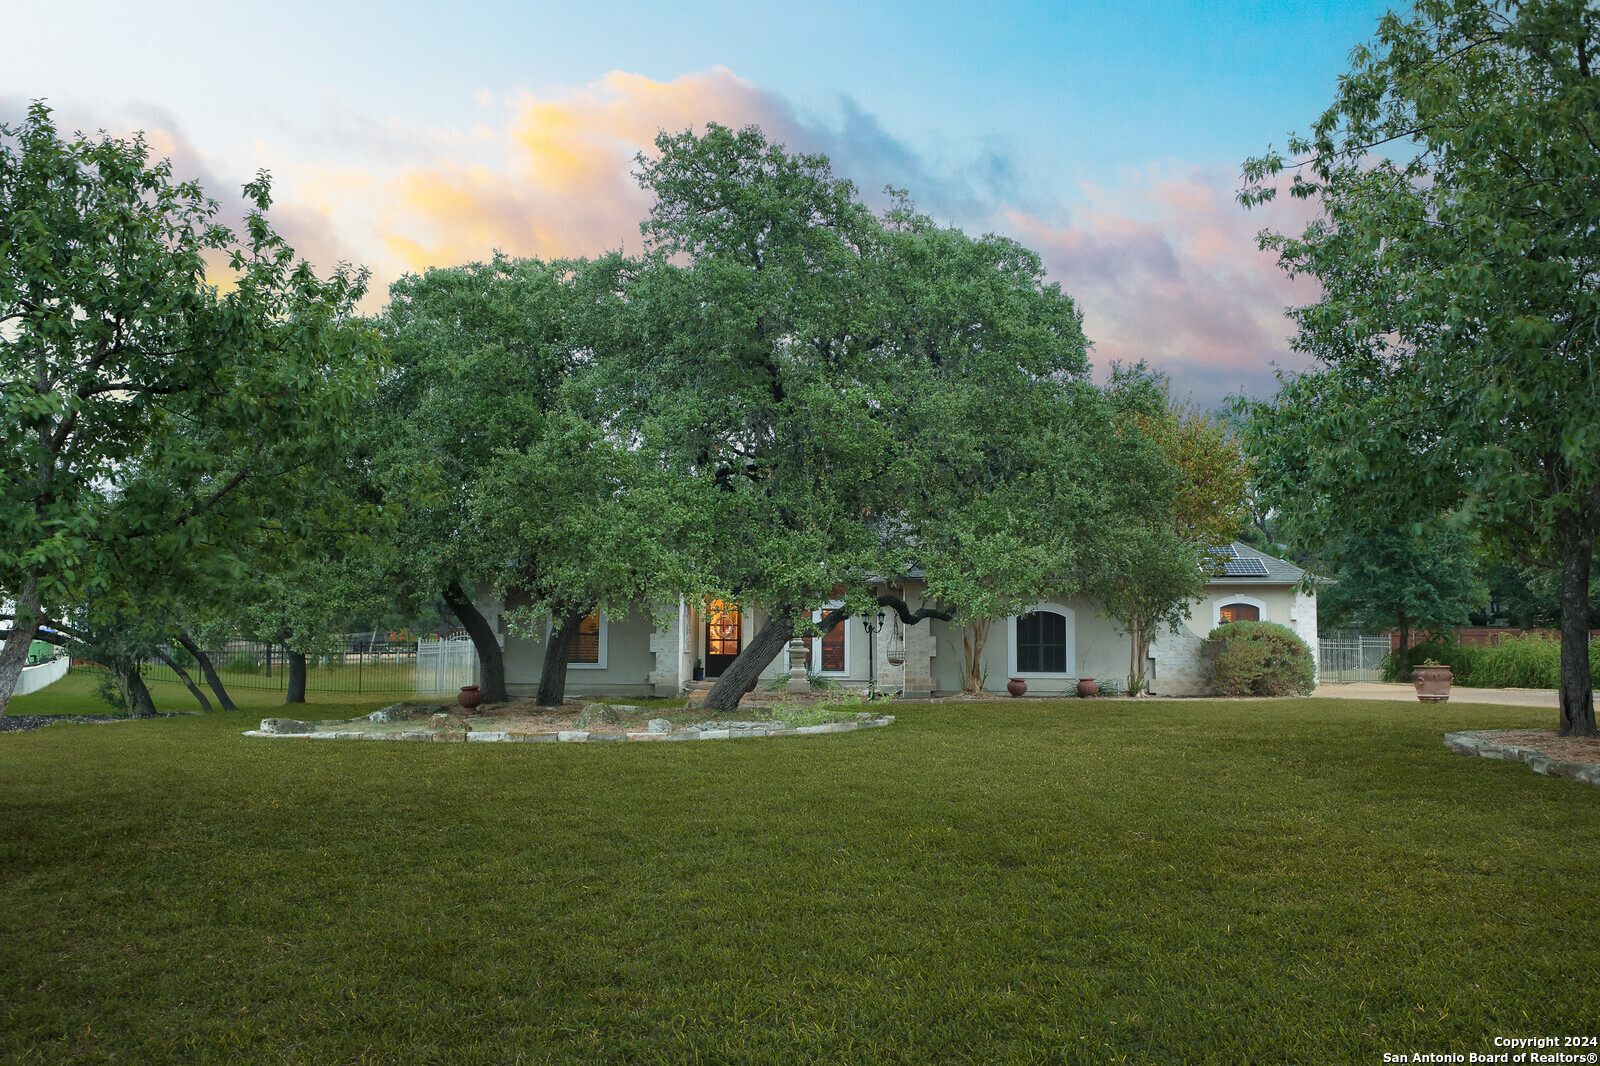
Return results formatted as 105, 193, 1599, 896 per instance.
1444, 731, 1600, 788
243, 715, 896, 744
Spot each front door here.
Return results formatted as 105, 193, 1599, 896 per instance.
705, 601, 742, 678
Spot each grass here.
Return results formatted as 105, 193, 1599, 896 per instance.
2, 688, 1596, 1064
6, 671, 407, 718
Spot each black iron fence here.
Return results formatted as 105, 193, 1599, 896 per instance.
138, 638, 423, 696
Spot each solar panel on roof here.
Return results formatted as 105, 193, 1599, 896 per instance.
1224, 557, 1269, 577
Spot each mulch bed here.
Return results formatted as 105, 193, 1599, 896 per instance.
1468, 728, 1600, 765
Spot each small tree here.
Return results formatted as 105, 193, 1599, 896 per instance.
1089, 366, 1248, 694
1318, 526, 1486, 668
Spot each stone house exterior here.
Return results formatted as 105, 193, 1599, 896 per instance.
478, 542, 1316, 700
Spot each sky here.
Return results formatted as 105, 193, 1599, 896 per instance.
3, 0, 1398, 408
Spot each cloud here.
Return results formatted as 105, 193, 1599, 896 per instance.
9, 77, 1325, 406
281, 67, 1026, 290
1004, 163, 1322, 409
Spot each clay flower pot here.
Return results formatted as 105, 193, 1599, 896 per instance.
458, 685, 484, 713
1076, 677, 1099, 698
1411, 665, 1453, 703
1006, 677, 1027, 698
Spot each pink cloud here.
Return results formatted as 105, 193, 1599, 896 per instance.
1004, 164, 1322, 406
15, 83, 1327, 406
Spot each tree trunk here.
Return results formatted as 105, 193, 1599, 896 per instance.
961, 620, 990, 694
176, 631, 238, 711
0, 572, 43, 718
284, 647, 307, 704
155, 647, 211, 713
1129, 617, 1148, 695
126, 665, 158, 718
1555, 509, 1598, 737
703, 610, 796, 713
537, 607, 588, 707
1396, 611, 1411, 676
443, 581, 508, 703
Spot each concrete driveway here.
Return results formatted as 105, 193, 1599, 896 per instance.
1311, 681, 1557, 707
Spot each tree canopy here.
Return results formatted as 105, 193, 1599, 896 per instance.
1238, 0, 1600, 735
0, 103, 376, 715
603, 124, 1119, 710
1317, 526, 1486, 664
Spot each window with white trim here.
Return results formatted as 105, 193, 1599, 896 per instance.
1007, 604, 1075, 677
809, 603, 849, 674
559, 609, 609, 670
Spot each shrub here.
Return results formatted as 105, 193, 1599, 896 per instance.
1208, 621, 1315, 697
1472, 634, 1563, 689
1380, 639, 1483, 684
1380, 634, 1600, 689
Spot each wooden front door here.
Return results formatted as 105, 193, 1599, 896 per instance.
705, 601, 741, 678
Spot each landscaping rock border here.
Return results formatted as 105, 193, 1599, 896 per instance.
244, 712, 896, 744
1444, 730, 1600, 788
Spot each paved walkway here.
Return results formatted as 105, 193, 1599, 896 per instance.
1312, 681, 1557, 707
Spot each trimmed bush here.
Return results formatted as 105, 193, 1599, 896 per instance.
1207, 621, 1316, 697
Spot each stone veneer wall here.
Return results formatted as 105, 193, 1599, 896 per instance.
1290, 587, 1320, 683
648, 603, 685, 697
1147, 628, 1211, 697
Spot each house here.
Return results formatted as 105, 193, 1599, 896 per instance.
476, 542, 1317, 700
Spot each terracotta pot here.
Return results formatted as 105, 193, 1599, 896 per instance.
1411, 665, 1453, 703
1006, 677, 1027, 698
1076, 677, 1099, 698
458, 685, 484, 713
887, 655, 905, 666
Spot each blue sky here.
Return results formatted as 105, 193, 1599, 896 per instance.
3, 0, 1398, 406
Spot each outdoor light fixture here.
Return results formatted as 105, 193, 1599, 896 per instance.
861, 609, 887, 696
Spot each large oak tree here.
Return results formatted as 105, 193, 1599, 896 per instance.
1239, 0, 1600, 735
0, 104, 374, 716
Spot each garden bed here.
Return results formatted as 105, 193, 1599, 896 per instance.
1444, 728, 1600, 787
243, 697, 895, 743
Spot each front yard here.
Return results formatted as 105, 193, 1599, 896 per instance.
1, 689, 1594, 1063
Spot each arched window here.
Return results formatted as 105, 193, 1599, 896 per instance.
1218, 602, 1261, 624
1016, 610, 1068, 673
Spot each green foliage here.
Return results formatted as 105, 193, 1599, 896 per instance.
1237, 1, 1600, 730
1208, 621, 1316, 697
1379, 640, 1483, 684
610, 124, 1112, 644
1086, 365, 1224, 696
0, 102, 376, 707
1381, 635, 1600, 689
376, 255, 687, 633
1317, 527, 1486, 655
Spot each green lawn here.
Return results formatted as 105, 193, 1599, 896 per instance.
7, 670, 428, 717
1, 691, 1594, 1064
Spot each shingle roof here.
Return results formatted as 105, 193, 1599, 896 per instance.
1209, 542, 1306, 585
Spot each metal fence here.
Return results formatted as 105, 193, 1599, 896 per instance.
1318, 636, 1392, 683
139, 637, 425, 695
416, 637, 480, 696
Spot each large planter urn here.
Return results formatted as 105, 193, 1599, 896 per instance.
1006, 677, 1028, 698
1076, 677, 1099, 698
1411, 664, 1453, 703
458, 685, 484, 714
